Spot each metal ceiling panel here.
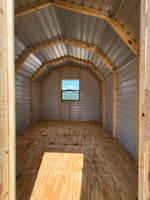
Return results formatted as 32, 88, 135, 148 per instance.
35, 59, 102, 84
15, 5, 62, 49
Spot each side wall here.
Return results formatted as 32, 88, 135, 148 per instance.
43, 68, 99, 120
43, 72, 60, 119
33, 81, 41, 123
100, 82, 103, 122
15, 74, 31, 132
106, 74, 113, 133
116, 58, 136, 156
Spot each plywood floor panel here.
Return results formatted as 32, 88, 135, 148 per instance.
16, 121, 137, 200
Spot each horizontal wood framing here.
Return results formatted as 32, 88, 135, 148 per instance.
15, 0, 52, 17
14, 0, 139, 55
15, 37, 114, 75
32, 56, 104, 82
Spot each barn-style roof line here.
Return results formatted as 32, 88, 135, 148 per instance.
15, 37, 114, 74
32, 56, 104, 82
15, 0, 138, 55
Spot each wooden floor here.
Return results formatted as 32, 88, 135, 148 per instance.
16, 121, 138, 200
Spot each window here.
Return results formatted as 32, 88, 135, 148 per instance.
61, 79, 80, 101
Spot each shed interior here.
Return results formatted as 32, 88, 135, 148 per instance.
2, 0, 143, 199
14, 0, 140, 199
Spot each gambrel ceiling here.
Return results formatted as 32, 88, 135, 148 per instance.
14, 0, 140, 82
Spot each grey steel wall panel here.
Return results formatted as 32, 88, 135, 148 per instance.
116, 58, 136, 157
33, 81, 41, 123
71, 102, 79, 120
106, 74, 113, 133
71, 68, 80, 78
80, 71, 99, 120
15, 74, 31, 133
43, 72, 60, 119
61, 102, 70, 120
62, 68, 70, 79
43, 69, 99, 120
100, 82, 103, 122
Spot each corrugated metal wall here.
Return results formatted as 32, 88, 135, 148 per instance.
105, 75, 113, 133
80, 71, 99, 120
15, 74, 31, 132
43, 69, 99, 120
116, 58, 136, 156
43, 72, 60, 119
100, 82, 103, 122
33, 81, 41, 123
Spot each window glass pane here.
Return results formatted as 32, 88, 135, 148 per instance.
61, 80, 80, 101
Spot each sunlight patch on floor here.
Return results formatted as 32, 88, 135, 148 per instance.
30, 152, 84, 200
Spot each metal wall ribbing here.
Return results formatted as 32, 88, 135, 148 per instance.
43, 69, 99, 120
100, 82, 103, 122
116, 58, 136, 156
43, 72, 60, 119
33, 81, 41, 123
15, 75, 31, 132
80, 71, 99, 120
105, 75, 113, 133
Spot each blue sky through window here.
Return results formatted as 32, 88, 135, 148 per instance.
62, 80, 79, 90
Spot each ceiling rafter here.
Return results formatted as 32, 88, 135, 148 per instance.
15, 37, 114, 74
15, 0, 52, 17
69, 57, 104, 80
42, 65, 99, 86
14, 0, 139, 55
32, 56, 104, 82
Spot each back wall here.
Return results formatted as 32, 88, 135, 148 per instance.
43, 68, 100, 121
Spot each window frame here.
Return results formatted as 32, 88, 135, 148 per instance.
60, 78, 80, 102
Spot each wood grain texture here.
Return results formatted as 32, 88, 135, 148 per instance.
139, 0, 150, 199
31, 152, 84, 200
135, 55, 139, 164
16, 121, 137, 200
0, 1, 16, 199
